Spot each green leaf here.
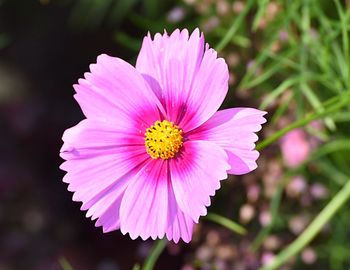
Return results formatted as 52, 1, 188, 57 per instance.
259, 77, 299, 110
204, 213, 247, 235
215, 0, 255, 52
58, 257, 74, 270
252, 0, 269, 31
301, 83, 336, 130
312, 139, 350, 161
132, 264, 141, 270
142, 239, 167, 270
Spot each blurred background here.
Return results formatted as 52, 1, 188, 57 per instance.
1, 0, 350, 269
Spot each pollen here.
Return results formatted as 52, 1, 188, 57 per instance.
145, 120, 183, 160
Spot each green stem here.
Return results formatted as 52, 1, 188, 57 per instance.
205, 212, 247, 235
142, 239, 167, 270
215, 0, 254, 52
132, 264, 141, 270
58, 257, 74, 270
259, 180, 350, 270
256, 91, 350, 151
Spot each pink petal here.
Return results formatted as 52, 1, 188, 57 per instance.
118, 160, 159, 239
60, 118, 144, 157
178, 47, 229, 132
120, 160, 168, 240
60, 119, 150, 232
170, 140, 230, 223
187, 108, 267, 175
136, 29, 204, 114
166, 184, 194, 243
74, 54, 165, 129
119, 159, 194, 242
137, 29, 228, 130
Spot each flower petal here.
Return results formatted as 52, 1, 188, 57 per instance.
137, 29, 219, 127
178, 47, 229, 132
60, 118, 144, 156
120, 160, 169, 240
74, 54, 165, 129
166, 184, 194, 243
60, 119, 150, 232
187, 108, 267, 175
119, 159, 194, 242
170, 140, 230, 223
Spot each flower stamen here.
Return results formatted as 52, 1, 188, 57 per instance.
145, 120, 183, 160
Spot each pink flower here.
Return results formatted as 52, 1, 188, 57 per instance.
280, 128, 310, 168
261, 252, 276, 266
60, 29, 266, 243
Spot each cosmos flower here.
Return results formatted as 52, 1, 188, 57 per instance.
60, 28, 266, 243
280, 128, 310, 168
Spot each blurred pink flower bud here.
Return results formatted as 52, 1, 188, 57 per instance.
167, 7, 186, 23
226, 53, 240, 67
214, 259, 226, 269
301, 247, 317, 264
267, 2, 279, 18
232, 1, 245, 13
286, 176, 307, 198
240, 204, 255, 224
279, 30, 289, 42
289, 214, 309, 235
259, 210, 272, 226
263, 235, 281, 251
196, 245, 213, 261
201, 16, 220, 32
310, 183, 329, 200
310, 120, 323, 130
261, 252, 275, 266
281, 129, 310, 168
206, 230, 220, 246
216, 244, 238, 260
247, 184, 260, 203
216, 0, 230, 16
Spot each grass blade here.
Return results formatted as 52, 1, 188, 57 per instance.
215, 0, 254, 52
142, 239, 167, 270
58, 257, 74, 270
205, 213, 247, 235
259, 180, 350, 270
257, 90, 350, 150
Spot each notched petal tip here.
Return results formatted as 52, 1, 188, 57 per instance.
168, 233, 192, 244
120, 229, 143, 241
192, 27, 200, 36
170, 28, 180, 37
96, 53, 110, 62
101, 226, 111, 233
181, 237, 191, 244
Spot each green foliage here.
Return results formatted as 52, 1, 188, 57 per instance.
137, 0, 350, 269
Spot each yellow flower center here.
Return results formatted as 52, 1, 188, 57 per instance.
145, 120, 183, 160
